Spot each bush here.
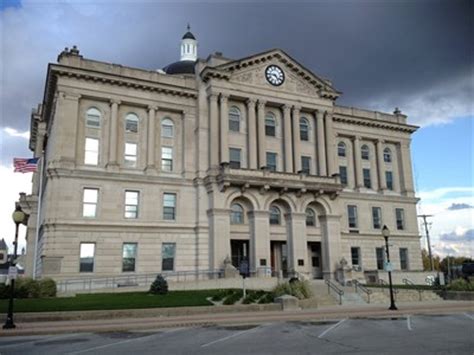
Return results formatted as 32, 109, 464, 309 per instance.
149, 274, 169, 295
38, 278, 57, 297
272, 280, 312, 300
447, 279, 474, 291
258, 293, 274, 304
16, 277, 40, 298
211, 289, 235, 302
223, 290, 242, 305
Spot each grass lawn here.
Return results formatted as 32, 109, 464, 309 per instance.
0, 290, 217, 313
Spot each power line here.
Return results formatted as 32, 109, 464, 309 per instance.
418, 214, 434, 271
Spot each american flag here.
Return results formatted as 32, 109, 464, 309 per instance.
13, 157, 39, 173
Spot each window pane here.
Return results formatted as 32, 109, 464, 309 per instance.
229, 148, 241, 169
269, 206, 280, 225
376, 248, 385, 270
125, 143, 137, 155
86, 108, 101, 128
122, 243, 137, 272
383, 148, 392, 163
301, 156, 311, 173
306, 208, 315, 226
338, 142, 346, 157
266, 152, 277, 171
162, 243, 176, 271
83, 188, 98, 203
83, 203, 97, 218
339, 166, 348, 185
348, 205, 358, 228
300, 118, 309, 141
396, 208, 405, 230
125, 191, 139, 205
162, 147, 173, 159
85, 137, 99, 151
372, 207, 382, 229
80, 243, 95, 272
351, 247, 360, 266
265, 114, 276, 137
162, 119, 174, 138
386, 171, 393, 190
85, 138, 99, 165
363, 168, 371, 188
163, 193, 176, 207
400, 248, 408, 270
229, 107, 240, 132
361, 145, 369, 160
230, 204, 244, 224
125, 114, 138, 133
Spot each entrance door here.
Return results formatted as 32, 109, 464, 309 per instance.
271, 241, 288, 277
230, 240, 249, 269
308, 242, 322, 279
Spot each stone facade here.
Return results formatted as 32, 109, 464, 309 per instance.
20, 32, 422, 282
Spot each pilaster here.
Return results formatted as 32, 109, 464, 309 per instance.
353, 136, 363, 188
376, 139, 386, 191
316, 110, 327, 176
292, 106, 301, 172
325, 111, 336, 176
209, 94, 219, 168
248, 210, 271, 273
283, 104, 293, 172
219, 94, 229, 163
257, 100, 267, 169
319, 214, 342, 280
145, 105, 157, 174
107, 99, 120, 171
247, 98, 257, 169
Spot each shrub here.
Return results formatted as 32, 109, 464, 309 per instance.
223, 290, 242, 305
258, 293, 274, 304
0, 284, 9, 299
272, 280, 312, 300
211, 289, 235, 302
149, 274, 169, 295
15, 277, 40, 298
38, 278, 57, 297
447, 279, 474, 291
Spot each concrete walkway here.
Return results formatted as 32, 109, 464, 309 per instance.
1, 300, 472, 336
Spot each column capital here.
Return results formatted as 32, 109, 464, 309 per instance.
246, 98, 257, 106
219, 93, 229, 103
110, 99, 121, 105
257, 100, 266, 109
353, 135, 362, 141
316, 110, 325, 119
147, 105, 158, 112
61, 92, 81, 101
292, 105, 301, 113
376, 139, 385, 145
209, 93, 219, 101
283, 104, 292, 112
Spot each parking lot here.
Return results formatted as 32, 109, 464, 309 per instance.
0, 313, 472, 354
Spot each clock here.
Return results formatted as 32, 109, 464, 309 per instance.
265, 65, 285, 86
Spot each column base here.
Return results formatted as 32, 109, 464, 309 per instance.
106, 162, 119, 172
145, 165, 158, 175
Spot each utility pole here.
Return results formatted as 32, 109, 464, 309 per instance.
418, 214, 434, 271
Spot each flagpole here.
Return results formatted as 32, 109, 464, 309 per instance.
32, 156, 44, 280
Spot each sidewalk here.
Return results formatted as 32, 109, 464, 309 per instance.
1, 300, 473, 336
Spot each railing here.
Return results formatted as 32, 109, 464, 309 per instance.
325, 279, 344, 305
57, 269, 224, 293
403, 278, 423, 301
378, 279, 399, 298
354, 280, 372, 303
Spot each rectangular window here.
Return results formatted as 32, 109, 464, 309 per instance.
80, 243, 95, 272
376, 247, 385, 270
124, 190, 139, 219
348, 205, 358, 229
163, 193, 176, 220
122, 243, 137, 272
266, 152, 277, 172
85, 137, 99, 165
124, 142, 137, 167
229, 148, 241, 169
399, 248, 409, 270
396, 208, 405, 230
162, 243, 176, 271
161, 147, 173, 172
83, 188, 98, 218
372, 207, 382, 229
339, 166, 348, 185
351, 247, 361, 267
363, 168, 371, 188
386, 171, 394, 190
301, 156, 311, 174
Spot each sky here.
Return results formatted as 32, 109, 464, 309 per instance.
0, 0, 473, 258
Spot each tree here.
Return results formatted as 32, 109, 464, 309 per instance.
421, 249, 441, 271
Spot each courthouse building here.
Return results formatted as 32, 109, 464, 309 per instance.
20, 28, 423, 282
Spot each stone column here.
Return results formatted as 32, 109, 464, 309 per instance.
320, 215, 342, 280
325, 112, 336, 176
32, 122, 46, 196
292, 106, 301, 172
376, 139, 386, 191
247, 98, 257, 169
316, 110, 327, 176
257, 100, 267, 169
53, 92, 80, 168
209, 94, 219, 168
208, 208, 231, 270
353, 136, 363, 188
287, 212, 308, 275
146, 106, 157, 173
283, 104, 293, 172
398, 141, 415, 196
249, 211, 271, 275
107, 99, 120, 169
219, 94, 229, 164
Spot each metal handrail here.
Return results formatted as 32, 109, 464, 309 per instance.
403, 278, 423, 301
379, 279, 399, 294
354, 280, 372, 303
325, 279, 344, 305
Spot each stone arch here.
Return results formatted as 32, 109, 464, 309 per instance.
224, 189, 260, 211
263, 193, 297, 212
299, 195, 333, 216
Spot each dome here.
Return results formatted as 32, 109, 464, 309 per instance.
182, 31, 196, 40
162, 60, 196, 75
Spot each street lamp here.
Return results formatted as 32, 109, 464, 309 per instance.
3, 204, 26, 329
382, 225, 398, 311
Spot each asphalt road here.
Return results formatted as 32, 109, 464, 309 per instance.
0, 313, 472, 354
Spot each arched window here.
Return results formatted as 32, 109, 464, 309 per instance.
230, 203, 244, 224
162, 118, 174, 138
269, 205, 281, 225
383, 148, 392, 163
265, 113, 276, 137
300, 117, 309, 141
361, 145, 370, 160
86, 108, 101, 128
125, 113, 139, 133
337, 142, 346, 157
306, 208, 316, 227
229, 106, 241, 132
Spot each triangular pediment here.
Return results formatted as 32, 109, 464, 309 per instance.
201, 49, 340, 100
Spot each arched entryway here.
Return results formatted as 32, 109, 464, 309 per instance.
228, 196, 254, 271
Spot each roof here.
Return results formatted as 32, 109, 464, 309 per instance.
162, 60, 196, 75
182, 31, 196, 40
0, 239, 7, 250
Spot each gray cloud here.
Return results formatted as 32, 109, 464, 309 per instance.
439, 229, 474, 243
447, 203, 474, 211
0, 0, 471, 163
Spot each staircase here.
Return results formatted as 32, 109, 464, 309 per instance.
308, 280, 339, 306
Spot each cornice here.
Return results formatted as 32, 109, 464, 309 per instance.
333, 114, 418, 133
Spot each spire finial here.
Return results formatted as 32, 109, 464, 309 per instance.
187, 23, 190, 31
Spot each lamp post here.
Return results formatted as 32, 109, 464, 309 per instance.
3, 204, 26, 329
382, 225, 398, 311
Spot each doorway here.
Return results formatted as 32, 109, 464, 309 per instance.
271, 241, 288, 277
308, 242, 322, 279
230, 240, 249, 269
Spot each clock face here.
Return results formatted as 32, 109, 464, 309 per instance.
265, 65, 285, 86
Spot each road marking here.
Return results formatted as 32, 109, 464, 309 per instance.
66, 330, 180, 355
406, 315, 413, 331
463, 313, 474, 320
318, 318, 347, 339
0, 333, 84, 349
201, 325, 263, 348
